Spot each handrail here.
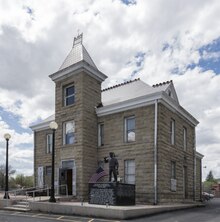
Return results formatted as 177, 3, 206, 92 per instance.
5, 185, 48, 201
26, 184, 68, 202
4, 184, 68, 208
3, 185, 45, 207
7, 186, 46, 194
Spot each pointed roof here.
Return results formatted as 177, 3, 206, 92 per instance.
59, 33, 97, 71
152, 80, 179, 104
49, 33, 107, 82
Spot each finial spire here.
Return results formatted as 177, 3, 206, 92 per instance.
73, 32, 83, 47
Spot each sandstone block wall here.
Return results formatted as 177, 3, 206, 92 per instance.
157, 103, 196, 203
97, 105, 155, 203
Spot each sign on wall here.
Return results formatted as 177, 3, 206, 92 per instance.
171, 179, 177, 191
38, 166, 44, 188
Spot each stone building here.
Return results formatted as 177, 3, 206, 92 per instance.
30, 33, 203, 204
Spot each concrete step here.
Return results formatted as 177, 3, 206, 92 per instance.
3, 200, 30, 212
4, 206, 30, 212
12, 204, 29, 208
16, 201, 28, 206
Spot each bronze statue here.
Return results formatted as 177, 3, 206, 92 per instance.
104, 152, 119, 182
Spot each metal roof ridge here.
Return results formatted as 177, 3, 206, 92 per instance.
102, 78, 140, 92
152, 80, 172, 88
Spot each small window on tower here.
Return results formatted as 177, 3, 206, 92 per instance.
64, 85, 75, 106
63, 121, 75, 145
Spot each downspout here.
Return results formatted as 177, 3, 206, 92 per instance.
154, 99, 158, 205
193, 128, 196, 201
34, 131, 37, 187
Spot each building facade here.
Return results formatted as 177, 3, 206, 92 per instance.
31, 34, 203, 204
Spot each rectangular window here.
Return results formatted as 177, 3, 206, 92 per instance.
183, 127, 187, 151
64, 85, 75, 106
98, 123, 104, 146
124, 159, 135, 184
170, 119, 175, 145
125, 116, 135, 142
63, 121, 75, 145
46, 134, 53, 153
171, 161, 176, 179
46, 166, 52, 176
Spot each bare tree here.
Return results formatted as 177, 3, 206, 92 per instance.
0, 164, 16, 189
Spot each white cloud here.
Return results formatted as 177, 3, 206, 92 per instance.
0, 0, 220, 179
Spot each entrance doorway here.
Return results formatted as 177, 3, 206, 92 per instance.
59, 160, 76, 196
59, 169, 72, 195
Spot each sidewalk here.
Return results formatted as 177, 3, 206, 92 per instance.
0, 192, 205, 220
29, 200, 205, 220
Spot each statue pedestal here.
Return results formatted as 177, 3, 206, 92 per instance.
88, 182, 135, 206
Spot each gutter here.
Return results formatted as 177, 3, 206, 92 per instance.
154, 99, 158, 205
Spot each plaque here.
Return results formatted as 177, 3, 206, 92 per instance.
89, 183, 135, 206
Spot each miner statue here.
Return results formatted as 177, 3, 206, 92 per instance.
104, 152, 119, 182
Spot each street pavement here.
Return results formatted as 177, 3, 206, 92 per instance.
0, 210, 119, 222
0, 198, 219, 222
129, 198, 220, 222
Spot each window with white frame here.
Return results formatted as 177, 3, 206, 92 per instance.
63, 121, 75, 145
183, 127, 187, 151
171, 161, 176, 179
125, 116, 135, 142
64, 85, 75, 106
46, 134, 53, 153
98, 123, 104, 147
170, 119, 175, 145
124, 159, 135, 184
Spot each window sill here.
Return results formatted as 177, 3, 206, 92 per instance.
125, 141, 136, 144
62, 143, 76, 148
62, 103, 76, 109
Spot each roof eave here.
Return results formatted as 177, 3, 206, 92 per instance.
30, 118, 55, 132
49, 61, 107, 82
196, 151, 204, 159
96, 92, 162, 117
161, 91, 199, 126
97, 91, 199, 126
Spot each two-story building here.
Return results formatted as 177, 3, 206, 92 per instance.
30, 33, 203, 204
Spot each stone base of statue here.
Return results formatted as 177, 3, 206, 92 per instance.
88, 182, 135, 206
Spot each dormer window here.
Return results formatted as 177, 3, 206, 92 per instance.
64, 85, 75, 106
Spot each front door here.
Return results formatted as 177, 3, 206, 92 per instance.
59, 160, 76, 196
66, 169, 72, 195
59, 169, 72, 195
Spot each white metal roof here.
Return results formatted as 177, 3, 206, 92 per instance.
59, 33, 97, 71
102, 79, 171, 107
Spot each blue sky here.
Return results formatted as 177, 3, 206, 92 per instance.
0, 0, 220, 180
198, 37, 220, 73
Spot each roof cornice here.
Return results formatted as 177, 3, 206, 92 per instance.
30, 119, 54, 132
97, 91, 199, 126
160, 92, 199, 126
49, 61, 107, 82
96, 92, 162, 116
196, 151, 204, 159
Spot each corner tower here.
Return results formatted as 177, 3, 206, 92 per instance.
49, 33, 107, 199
